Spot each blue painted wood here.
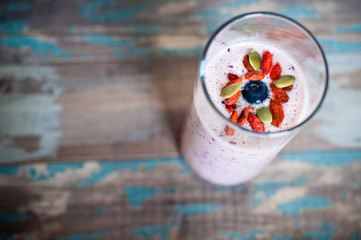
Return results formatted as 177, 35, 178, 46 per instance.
0, 0, 361, 239
0, 150, 360, 239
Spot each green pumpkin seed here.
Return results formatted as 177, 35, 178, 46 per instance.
249, 49, 261, 70
275, 75, 295, 88
220, 82, 243, 99
256, 106, 272, 124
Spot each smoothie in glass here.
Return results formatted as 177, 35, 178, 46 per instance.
181, 12, 328, 186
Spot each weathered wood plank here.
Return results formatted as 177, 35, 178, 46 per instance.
0, 0, 360, 64
1, 52, 361, 163
0, 154, 360, 239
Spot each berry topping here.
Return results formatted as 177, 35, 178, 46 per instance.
242, 81, 269, 104
219, 48, 296, 134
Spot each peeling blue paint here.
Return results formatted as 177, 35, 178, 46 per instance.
78, 0, 149, 22
29, 163, 85, 181
56, 230, 116, 240
336, 22, 361, 33
197, 0, 261, 33
271, 234, 293, 240
97, 206, 105, 215
124, 186, 177, 207
6, 2, 32, 11
341, 189, 348, 197
0, 166, 19, 176
272, 222, 337, 240
277, 195, 332, 216
132, 223, 180, 240
350, 232, 360, 240
249, 177, 307, 205
196, 9, 228, 33
0, 211, 28, 223
214, 229, 264, 240
73, 34, 149, 58
305, 222, 338, 240
76, 158, 185, 187
0, 21, 28, 34
0, 36, 70, 58
279, 150, 361, 166
317, 38, 361, 52
224, 0, 261, 8
174, 203, 223, 216
277, 3, 317, 19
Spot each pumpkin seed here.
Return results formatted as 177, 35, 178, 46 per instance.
275, 75, 295, 88
256, 106, 272, 124
249, 49, 261, 70
220, 82, 243, 99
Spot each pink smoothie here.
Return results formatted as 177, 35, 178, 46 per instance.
182, 42, 308, 185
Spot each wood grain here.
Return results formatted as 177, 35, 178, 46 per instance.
0, 155, 360, 239
1, 0, 361, 163
0, 0, 361, 238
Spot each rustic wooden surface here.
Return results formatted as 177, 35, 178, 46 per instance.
0, 0, 361, 239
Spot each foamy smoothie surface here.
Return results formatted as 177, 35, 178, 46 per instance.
203, 42, 308, 135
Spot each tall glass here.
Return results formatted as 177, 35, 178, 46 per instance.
181, 12, 328, 186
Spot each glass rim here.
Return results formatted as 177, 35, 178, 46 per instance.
199, 11, 329, 137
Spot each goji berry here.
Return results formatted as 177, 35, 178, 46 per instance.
227, 73, 239, 81
270, 62, 281, 81
269, 98, 284, 127
244, 71, 266, 80
225, 110, 239, 136
270, 82, 289, 104
282, 85, 293, 92
230, 110, 238, 123
225, 91, 241, 105
243, 55, 253, 72
248, 113, 265, 132
261, 51, 273, 74
238, 106, 254, 126
225, 105, 234, 114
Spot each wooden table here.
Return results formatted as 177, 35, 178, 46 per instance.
1, 0, 361, 239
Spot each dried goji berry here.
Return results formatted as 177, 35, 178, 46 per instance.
225, 110, 239, 136
230, 110, 238, 123
282, 85, 293, 92
270, 82, 289, 104
225, 91, 241, 105
270, 62, 282, 81
225, 105, 234, 114
244, 71, 266, 80
248, 113, 265, 132
243, 55, 253, 72
261, 51, 273, 75
227, 73, 239, 81
269, 98, 284, 127
238, 106, 254, 126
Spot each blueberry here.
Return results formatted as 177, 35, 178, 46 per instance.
242, 81, 269, 104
